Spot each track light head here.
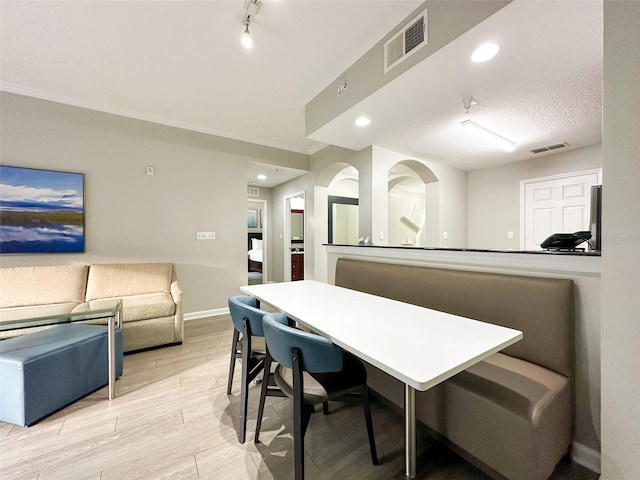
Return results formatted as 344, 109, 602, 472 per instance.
241, 16, 253, 49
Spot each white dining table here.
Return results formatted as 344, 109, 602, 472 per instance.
240, 280, 522, 478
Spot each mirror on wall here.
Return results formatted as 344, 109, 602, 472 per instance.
328, 195, 359, 244
290, 209, 304, 243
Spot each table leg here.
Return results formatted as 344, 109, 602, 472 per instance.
108, 315, 116, 400
405, 384, 416, 478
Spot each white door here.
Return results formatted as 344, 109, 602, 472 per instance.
521, 170, 601, 250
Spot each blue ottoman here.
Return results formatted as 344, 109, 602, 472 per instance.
0, 324, 123, 426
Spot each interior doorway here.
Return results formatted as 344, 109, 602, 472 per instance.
284, 192, 305, 282
247, 199, 267, 284
520, 169, 602, 250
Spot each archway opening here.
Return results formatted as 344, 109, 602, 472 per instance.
388, 160, 439, 247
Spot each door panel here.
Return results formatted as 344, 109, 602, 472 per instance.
523, 171, 600, 250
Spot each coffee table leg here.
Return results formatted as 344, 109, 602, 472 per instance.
108, 315, 116, 400
405, 384, 416, 478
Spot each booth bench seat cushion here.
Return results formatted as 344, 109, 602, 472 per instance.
0, 324, 123, 427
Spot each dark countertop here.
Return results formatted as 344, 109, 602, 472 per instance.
324, 243, 601, 257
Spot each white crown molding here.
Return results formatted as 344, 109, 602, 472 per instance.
0, 83, 311, 156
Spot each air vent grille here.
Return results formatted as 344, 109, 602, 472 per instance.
247, 187, 259, 197
405, 16, 425, 54
384, 9, 428, 73
530, 142, 569, 154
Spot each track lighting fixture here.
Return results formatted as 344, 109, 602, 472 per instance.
240, 0, 261, 49
241, 16, 253, 49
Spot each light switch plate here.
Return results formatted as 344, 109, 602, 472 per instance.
196, 232, 216, 240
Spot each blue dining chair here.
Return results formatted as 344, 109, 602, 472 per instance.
227, 295, 283, 444
255, 312, 378, 479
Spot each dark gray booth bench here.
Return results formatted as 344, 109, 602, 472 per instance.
334, 258, 574, 480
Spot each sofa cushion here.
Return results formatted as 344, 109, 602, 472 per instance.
0, 303, 79, 323
0, 265, 88, 308
85, 263, 172, 300
86, 293, 175, 323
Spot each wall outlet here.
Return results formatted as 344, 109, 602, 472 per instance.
196, 231, 216, 240
379, 231, 384, 240
442, 232, 448, 240
508, 231, 514, 239
145, 166, 154, 176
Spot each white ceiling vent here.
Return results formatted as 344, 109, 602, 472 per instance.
247, 186, 260, 197
530, 142, 569, 154
384, 9, 428, 73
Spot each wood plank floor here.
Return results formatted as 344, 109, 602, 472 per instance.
0, 315, 599, 480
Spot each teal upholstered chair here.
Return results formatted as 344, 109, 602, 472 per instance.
255, 312, 378, 479
227, 295, 275, 444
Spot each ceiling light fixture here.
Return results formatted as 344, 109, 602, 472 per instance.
471, 43, 500, 62
240, 0, 261, 49
461, 120, 515, 152
241, 17, 253, 49
463, 96, 477, 114
257, 174, 267, 180
355, 116, 371, 127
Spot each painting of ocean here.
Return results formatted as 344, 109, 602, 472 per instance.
0, 166, 85, 254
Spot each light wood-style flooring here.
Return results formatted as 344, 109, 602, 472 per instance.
0, 315, 598, 480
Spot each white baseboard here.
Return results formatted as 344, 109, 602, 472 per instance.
572, 441, 601, 474
184, 308, 229, 321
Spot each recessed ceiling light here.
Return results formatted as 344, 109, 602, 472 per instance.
257, 174, 267, 180
471, 43, 500, 62
355, 116, 371, 127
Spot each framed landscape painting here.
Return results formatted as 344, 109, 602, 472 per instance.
0, 166, 85, 254
247, 209, 258, 229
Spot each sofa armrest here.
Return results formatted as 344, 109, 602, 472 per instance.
171, 280, 184, 342
171, 280, 182, 306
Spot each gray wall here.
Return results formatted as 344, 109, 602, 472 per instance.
468, 145, 602, 249
0, 92, 307, 314
601, 1, 640, 478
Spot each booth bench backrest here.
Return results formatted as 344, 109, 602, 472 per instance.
335, 258, 574, 378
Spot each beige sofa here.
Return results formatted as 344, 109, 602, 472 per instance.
0, 263, 183, 353
334, 258, 574, 480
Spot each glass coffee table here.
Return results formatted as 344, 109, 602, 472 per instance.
0, 300, 123, 399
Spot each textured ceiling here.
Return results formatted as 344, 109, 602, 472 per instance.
308, 0, 603, 171
1, 0, 603, 184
